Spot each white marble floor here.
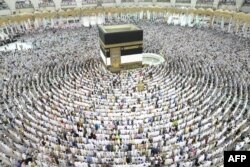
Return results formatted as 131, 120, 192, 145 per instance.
0, 42, 33, 51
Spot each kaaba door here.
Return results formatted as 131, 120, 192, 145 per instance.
110, 47, 121, 69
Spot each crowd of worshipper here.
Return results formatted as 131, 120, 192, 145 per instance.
121, 0, 134, 3
15, 0, 34, 9
1, 18, 249, 89
82, 0, 97, 4
245, 0, 250, 5
219, 0, 236, 5
0, 35, 17, 47
0, 16, 250, 167
0, 0, 9, 10
38, 0, 55, 7
61, 0, 77, 6
102, 0, 116, 3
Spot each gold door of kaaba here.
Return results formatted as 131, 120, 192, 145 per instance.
110, 47, 121, 69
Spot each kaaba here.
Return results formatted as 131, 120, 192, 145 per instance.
98, 24, 143, 72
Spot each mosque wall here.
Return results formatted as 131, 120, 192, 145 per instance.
241, 6, 250, 13
1, 0, 250, 16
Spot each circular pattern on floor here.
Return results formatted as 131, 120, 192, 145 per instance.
0, 22, 249, 167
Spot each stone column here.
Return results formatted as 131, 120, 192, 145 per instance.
220, 17, 224, 30
51, 18, 54, 27
242, 23, 246, 37
30, 0, 39, 10
27, 19, 31, 27
235, 0, 244, 11
235, 22, 239, 34
24, 21, 29, 30
228, 17, 232, 33
34, 19, 39, 29
213, 0, 219, 9
4, 27, 9, 35
134, 0, 139, 6
191, 0, 197, 8
76, 0, 82, 7
53, 0, 62, 10
4, 0, 16, 13
152, 0, 157, 6
116, 0, 121, 5
10, 27, 14, 35
210, 15, 215, 28
170, 0, 176, 7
